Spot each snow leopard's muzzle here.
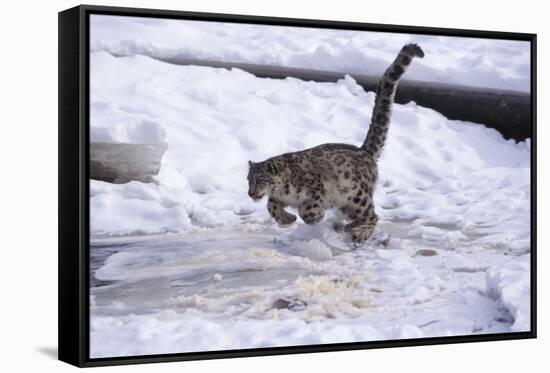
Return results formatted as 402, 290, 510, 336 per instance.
248, 183, 266, 201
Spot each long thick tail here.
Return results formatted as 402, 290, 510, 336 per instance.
361, 43, 424, 159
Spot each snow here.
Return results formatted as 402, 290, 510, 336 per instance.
90, 15, 531, 92
486, 255, 531, 331
90, 102, 167, 144
88, 18, 531, 358
91, 312, 418, 357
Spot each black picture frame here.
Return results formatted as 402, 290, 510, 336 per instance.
59, 4, 537, 368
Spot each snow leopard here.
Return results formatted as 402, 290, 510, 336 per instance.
247, 43, 424, 242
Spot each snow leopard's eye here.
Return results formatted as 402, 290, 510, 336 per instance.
257, 172, 275, 186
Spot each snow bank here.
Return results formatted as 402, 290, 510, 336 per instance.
90, 83, 167, 145
90, 15, 531, 92
486, 255, 531, 331
91, 313, 411, 357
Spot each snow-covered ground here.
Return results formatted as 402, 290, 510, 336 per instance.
89, 16, 531, 358
90, 15, 531, 92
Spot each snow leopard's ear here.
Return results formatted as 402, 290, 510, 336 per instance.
248, 160, 256, 168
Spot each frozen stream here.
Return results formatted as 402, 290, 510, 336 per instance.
90, 217, 528, 357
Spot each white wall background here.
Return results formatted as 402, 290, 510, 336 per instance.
0, 0, 546, 371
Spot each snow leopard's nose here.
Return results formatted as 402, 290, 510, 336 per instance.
248, 187, 262, 201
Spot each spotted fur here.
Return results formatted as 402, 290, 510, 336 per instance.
247, 44, 424, 242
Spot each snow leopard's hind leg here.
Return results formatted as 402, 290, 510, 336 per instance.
342, 203, 378, 242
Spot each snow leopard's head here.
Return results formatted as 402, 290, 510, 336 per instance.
247, 160, 281, 201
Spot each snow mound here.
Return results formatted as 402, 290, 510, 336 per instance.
486, 255, 531, 331
91, 102, 166, 144
91, 311, 422, 357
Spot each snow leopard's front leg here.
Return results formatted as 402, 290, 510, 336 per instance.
268, 197, 297, 225
299, 199, 325, 225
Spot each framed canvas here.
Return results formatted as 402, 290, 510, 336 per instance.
58, 4, 537, 367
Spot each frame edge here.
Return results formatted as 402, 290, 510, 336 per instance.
61, 4, 537, 367
58, 5, 86, 368
530, 33, 537, 338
